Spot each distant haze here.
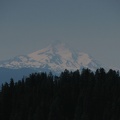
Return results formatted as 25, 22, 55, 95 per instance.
0, 0, 120, 68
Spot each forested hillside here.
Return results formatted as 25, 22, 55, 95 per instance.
0, 68, 120, 120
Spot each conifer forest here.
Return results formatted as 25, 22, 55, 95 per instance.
0, 68, 120, 120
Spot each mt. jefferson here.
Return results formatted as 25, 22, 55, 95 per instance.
0, 43, 101, 73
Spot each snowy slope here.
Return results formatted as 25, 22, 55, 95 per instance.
0, 43, 102, 72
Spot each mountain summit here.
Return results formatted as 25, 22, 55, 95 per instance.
0, 43, 101, 73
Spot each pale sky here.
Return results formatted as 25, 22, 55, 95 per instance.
0, 0, 120, 68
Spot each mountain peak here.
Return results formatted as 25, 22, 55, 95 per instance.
50, 41, 71, 51
0, 43, 102, 72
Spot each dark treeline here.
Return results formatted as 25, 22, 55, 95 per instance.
0, 68, 120, 120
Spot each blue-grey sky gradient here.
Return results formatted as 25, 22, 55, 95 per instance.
0, 0, 120, 68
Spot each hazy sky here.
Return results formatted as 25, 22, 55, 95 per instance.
0, 0, 120, 68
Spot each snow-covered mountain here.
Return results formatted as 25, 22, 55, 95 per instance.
0, 43, 102, 73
